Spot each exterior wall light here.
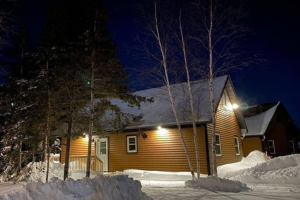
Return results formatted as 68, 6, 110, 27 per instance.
157, 126, 169, 139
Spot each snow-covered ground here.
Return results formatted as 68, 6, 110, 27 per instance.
217, 150, 266, 178
222, 153, 300, 185
143, 184, 300, 200
1, 152, 300, 200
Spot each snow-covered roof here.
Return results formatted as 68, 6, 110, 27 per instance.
108, 75, 246, 130
244, 102, 280, 136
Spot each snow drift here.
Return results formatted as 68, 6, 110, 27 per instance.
4, 175, 152, 200
218, 150, 266, 178
224, 154, 300, 185
185, 176, 249, 192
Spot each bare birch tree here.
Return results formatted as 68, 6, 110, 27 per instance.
190, 0, 257, 176
178, 12, 201, 178
143, 2, 196, 179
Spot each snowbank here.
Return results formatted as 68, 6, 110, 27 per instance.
122, 169, 206, 181
27, 162, 99, 182
4, 175, 153, 200
185, 176, 249, 192
224, 154, 300, 185
218, 151, 266, 178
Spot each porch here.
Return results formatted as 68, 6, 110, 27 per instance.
50, 154, 104, 174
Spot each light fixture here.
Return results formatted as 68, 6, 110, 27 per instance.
232, 103, 239, 109
157, 126, 169, 139
225, 103, 239, 111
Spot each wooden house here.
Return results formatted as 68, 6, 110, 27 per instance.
242, 102, 299, 157
60, 75, 247, 175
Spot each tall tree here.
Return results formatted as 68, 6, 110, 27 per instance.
83, 1, 147, 177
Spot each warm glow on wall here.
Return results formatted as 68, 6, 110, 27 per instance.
84, 133, 89, 142
225, 103, 239, 111
157, 126, 169, 139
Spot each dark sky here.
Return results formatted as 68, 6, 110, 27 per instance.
3, 0, 300, 128
102, 0, 300, 128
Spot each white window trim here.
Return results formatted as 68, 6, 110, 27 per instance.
289, 141, 295, 153
268, 140, 276, 154
234, 136, 240, 155
215, 133, 222, 157
127, 135, 137, 153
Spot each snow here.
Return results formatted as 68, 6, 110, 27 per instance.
143, 184, 300, 200
224, 154, 300, 185
3, 175, 152, 200
244, 102, 279, 136
218, 150, 266, 178
108, 76, 228, 129
185, 176, 249, 192
24, 162, 99, 182
121, 169, 207, 188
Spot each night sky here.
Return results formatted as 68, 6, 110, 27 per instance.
2, 0, 300, 128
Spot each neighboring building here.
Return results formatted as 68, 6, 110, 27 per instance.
242, 102, 299, 157
60, 75, 247, 175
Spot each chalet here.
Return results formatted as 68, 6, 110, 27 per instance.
60, 75, 247, 175
242, 102, 299, 157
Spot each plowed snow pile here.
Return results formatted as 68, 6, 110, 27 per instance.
4, 175, 152, 200
185, 176, 249, 192
218, 150, 266, 178
224, 154, 300, 184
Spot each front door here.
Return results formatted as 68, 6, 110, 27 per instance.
97, 138, 108, 172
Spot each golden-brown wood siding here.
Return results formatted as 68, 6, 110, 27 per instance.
108, 127, 208, 174
60, 137, 95, 163
207, 90, 244, 170
242, 137, 262, 157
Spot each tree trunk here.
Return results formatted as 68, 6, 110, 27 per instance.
17, 141, 22, 175
86, 19, 97, 177
154, 3, 195, 179
209, 0, 218, 176
64, 113, 73, 180
46, 60, 51, 182
86, 59, 95, 177
179, 12, 201, 179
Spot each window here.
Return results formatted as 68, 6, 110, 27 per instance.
289, 141, 295, 153
100, 142, 106, 155
215, 133, 222, 156
268, 140, 276, 154
234, 136, 240, 155
127, 135, 137, 153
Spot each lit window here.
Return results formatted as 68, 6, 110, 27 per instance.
234, 136, 240, 155
268, 140, 276, 154
215, 133, 222, 156
127, 135, 137, 153
288, 141, 295, 154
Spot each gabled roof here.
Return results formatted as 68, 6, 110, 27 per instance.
110, 75, 247, 130
243, 102, 280, 136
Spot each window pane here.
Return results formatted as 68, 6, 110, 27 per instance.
216, 145, 221, 155
129, 138, 136, 144
129, 144, 136, 151
270, 147, 275, 154
100, 142, 106, 148
235, 147, 239, 154
268, 141, 273, 147
215, 135, 220, 144
100, 148, 106, 154
234, 138, 238, 145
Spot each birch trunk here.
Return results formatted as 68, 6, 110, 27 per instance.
154, 3, 195, 179
209, 0, 218, 176
179, 13, 200, 179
